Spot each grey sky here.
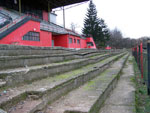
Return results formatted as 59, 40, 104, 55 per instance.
53, 0, 150, 39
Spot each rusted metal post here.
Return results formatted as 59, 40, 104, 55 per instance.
140, 43, 143, 79
147, 39, 150, 95
137, 45, 139, 64
138, 45, 141, 70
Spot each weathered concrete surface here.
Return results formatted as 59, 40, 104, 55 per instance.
0, 53, 123, 112
0, 52, 105, 70
99, 56, 135, 113
44, 54, 128, 113
0, 44, 124, 56
0, 53, 115, 87
0, 109, 7, 113
0, 44, 98, 56
8, 99, 42, 113
0, 53, 81, 70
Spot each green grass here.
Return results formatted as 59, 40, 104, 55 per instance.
89, 53, 106, 58
133, 57, 150, 113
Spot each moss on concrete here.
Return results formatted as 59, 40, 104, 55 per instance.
90, 54, 107, 58
0, 52, 125, 112
0, 92, 28, 111
83, 69, 116, 91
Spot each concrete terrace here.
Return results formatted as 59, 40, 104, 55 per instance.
0, 45, 136, 113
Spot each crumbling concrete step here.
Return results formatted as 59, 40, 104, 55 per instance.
0, 51, 106, 70
0, 79, 6, 88
8, 99, 42, 113
0, 53, 115, 87
0, 109, 7, 113
0, 53, 81, 70
0, 43, 123, 57
44, 54, 128, 113
79, 52, 104, 58
0, 82, 6, 88
0, 45, 76, 56
0, 53, 126, 113
99, 56, 135, 113
0, 44, 100, 56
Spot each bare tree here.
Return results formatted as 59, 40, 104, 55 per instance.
106, 28, 137, 49
70, 22, 79, 32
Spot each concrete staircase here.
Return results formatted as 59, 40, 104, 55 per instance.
0, 44, 128, 113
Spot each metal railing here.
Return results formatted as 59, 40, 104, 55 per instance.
0, 15, 26, 34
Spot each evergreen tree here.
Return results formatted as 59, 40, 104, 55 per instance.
82, 1, 110, 46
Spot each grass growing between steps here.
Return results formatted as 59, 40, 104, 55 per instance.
133, 57, 150, 113
0, 54, 121, 93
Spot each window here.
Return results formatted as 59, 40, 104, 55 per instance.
22, 31, 40, 41
77, 39, 80, 44
69, 38, 73, 44
87, 42, 94, 46
74, 39, 76, 43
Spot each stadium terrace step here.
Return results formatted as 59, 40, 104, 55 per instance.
0, 51, 120, 70
99, 56, 135, 113
0, 52, 105, 70
0, 44, 121, 57
0, 53, 118, 87
44, 54, 129, 113
0, 7, 20, 20
0, 53, 126, 113
0, 44, 98, 56
0, 79, 6, 88
0, 109, 7, 113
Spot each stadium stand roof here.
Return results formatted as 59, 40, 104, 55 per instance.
24, 0, 89, 10
48, 0, 89, 8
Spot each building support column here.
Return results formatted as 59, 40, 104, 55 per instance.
48, 3, 51, 23
63, 6, 65, 28
19, 0, 21, 15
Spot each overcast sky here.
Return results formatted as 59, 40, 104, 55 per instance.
53, 0, 150, 39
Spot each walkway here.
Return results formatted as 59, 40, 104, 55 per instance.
99, 56, 136, 113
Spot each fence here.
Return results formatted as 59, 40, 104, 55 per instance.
132, 42, 150, 95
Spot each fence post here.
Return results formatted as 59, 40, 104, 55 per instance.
140, 43, 143, 79
137, 45, 139, 64
139, 45, 141, 70
147, 40, 150, 95
135, 47, 137, 62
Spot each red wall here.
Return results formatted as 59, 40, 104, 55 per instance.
0, 18, 96, 49
43, 11, 49, 22
52, 34, 82, 48
67, 35, 82, 49
52, 35, 68, 47
80, 38, 87, 48
0, 20, 52, 47
86, 37, 97, 49
68, 35, 75, 48
40, 30, 52, 47
52, 34, 93, 49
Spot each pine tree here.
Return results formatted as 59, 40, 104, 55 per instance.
82, 1, 110, 46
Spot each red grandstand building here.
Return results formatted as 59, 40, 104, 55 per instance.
0, 0, 96, 49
